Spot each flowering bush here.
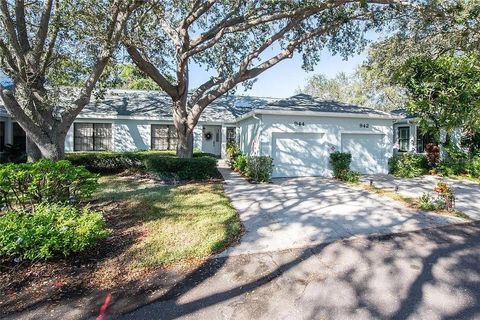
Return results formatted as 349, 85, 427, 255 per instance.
0, 203, 109, 260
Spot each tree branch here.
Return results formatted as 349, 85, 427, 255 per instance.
15, 0, 30, 53
33, 0, 54, 62
125, 44, 178, 97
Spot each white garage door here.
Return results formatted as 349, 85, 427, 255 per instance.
341, 133, 387, 174
273, 132, 329, 178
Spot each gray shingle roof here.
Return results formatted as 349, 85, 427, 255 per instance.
81, 90, 275, 123
254, 94, 393, 117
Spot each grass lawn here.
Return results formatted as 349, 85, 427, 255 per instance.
96, 175, 241, 268
1, 173, 241, 317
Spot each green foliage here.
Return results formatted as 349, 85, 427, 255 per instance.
342, 170, 360, 183
393, 54, 480, 135
144, 156, 220, 180
329, 152, 360, 182
329, 152, 352, 178
65, 150, 213, 174
418, 193, 440, 211
466, 156, 480, 178
388, 154, 428, 178
299, 71, 405, 111
0, 203, 109, 260
437, 145, 469, 176
245, 156, 273, 183
0, 160, 98, 209
233, 154, 248, 173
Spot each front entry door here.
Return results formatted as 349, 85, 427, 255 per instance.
202, 125, 221, 156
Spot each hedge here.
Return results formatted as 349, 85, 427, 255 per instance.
388, 153, 428, 178
66, 151, 216, 174
144, 155, 220, 180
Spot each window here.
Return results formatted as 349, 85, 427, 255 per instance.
398, 127, 410, 152
12, 122, 26, 152
0, 122, 4, 152
151, 125, 177, 150
416, 128, 435, 153
74, 123, 112, 151
226, 127, 236, 144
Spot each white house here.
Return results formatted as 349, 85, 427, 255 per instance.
0, 90, 428, 177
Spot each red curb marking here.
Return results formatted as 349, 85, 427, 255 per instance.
97, 292, 112, 320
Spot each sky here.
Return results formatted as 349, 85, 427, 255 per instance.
189, 30, 380, 99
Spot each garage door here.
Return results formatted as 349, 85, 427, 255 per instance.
341, 133, 387, 174
273, 132, 329, 178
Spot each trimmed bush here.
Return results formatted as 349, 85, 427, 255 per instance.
329, 152, 360, 183
245, 156, 273, 182
144, 156, 220, 180
66, 151, 216, 174
0, 160, 98, 208
388, 154, 428, 178
437, 145, 469, 176
0, 203, 109, 260
329, 152, 352, 178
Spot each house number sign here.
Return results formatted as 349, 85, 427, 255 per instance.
294, 121, 305, 126
359, 123, 370, 128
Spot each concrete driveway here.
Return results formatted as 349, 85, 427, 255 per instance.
218, 164, 466, 256
362, 174, 480, 220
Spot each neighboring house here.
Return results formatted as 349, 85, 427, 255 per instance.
0, 89, 428, 178
391, 109, 436, 154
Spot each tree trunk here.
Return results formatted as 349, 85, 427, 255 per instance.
31, 133, 66, 161
26, 136, 42, 162
173, 98, 195, 158
177, 130, 194, 158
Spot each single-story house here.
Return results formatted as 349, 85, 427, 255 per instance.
1, 89, 431, 178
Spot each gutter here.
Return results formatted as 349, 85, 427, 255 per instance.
236, 109, 401, 122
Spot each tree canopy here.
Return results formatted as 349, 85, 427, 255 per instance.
0, 0, 142, 159
393, 54, 480, 139
124, 0, 404, 157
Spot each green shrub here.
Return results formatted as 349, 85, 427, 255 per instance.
329, 152, 360, 182
66, 150, 215, 174
342, 170, 360, 183
418, 193, 439, 211
144, 156, 220, 180
466, 156, 480, 178
329, 152, 352, 179
388, 154, 428, 178
245, 156, 273, 182
0, 160, 98, 208
233, 154, 247, 173
437, 145, 469, 176
226, 142, 241, 169
0, 203, 109, 260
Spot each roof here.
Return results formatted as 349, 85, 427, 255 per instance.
80, 90, 275, 123
391, 108, 416, 119
0, 70, 14, 90
238, 94, 396, 119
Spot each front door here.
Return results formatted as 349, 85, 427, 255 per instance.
202, 125, 221, 156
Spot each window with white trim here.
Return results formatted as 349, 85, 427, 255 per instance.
151, 125, 177, 150
74, 123, 112, 151
398, 127, 410, 152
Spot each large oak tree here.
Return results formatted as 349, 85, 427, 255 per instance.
0, 0, 143, 160
125, 0, 404, 158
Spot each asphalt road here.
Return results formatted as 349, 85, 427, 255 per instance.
118, 222, 480, 320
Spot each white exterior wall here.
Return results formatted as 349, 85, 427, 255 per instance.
245, 114, 394, 177
238, 116, 261, 156
65, 118, 226, 154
